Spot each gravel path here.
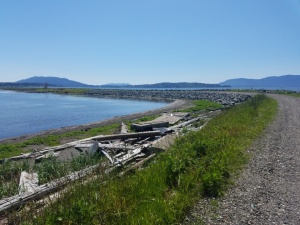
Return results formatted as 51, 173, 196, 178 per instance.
185, 94, 300, 224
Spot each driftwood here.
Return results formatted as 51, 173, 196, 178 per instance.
42, 131, 160, 151
0, 163, 100, 215
120, 122, 128, 134
0, 114, 216, 214
113, 145, 145, 166
19, 172, 39, 195
1, 131, 161, 164
0, 142, 151, 215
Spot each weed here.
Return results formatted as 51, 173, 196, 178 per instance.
0, 160, 29, 198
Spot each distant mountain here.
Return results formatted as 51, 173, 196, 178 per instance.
101, 83, 131, 88
132, 82, 225, 88
13, 76, 226, 88
16, 76, 91, 87
0, 82, 59, 88
219, 75, 300, 88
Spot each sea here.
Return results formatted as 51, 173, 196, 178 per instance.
0, 90, 167, 140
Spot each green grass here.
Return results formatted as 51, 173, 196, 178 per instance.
179, 100, 222, 113
15, 94, 277, 224
132, 115, 159, 123
34, 154, 103, 185
0, 160, 29, 199
0, 124, 119, 159
0, 154, 103, 199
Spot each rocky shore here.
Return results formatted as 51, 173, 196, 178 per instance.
85, 89, 252, 106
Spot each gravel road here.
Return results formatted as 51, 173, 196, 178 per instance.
185, 94, 300, 224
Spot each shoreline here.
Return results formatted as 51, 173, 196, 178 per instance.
0, 99, 191, 145
0, 89, 252, 145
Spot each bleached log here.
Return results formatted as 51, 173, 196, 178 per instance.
74, 143, 93, 148
42, 131, 160, 152
98, 143, 135, 150
113, 144, 150, 166
91, 131, 161, 141
19, 172, 39, 195
101, 150, 114, 164
120, 122, 128, 134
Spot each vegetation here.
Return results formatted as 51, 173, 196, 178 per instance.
0, 161, 29, 199
34, 154, 103, 185
178, 99, 222, 113
0, 154, 103, 199
11, 94, 277, 224
0, 124, 119, 159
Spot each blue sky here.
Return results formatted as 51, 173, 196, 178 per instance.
0, 0, 299, 85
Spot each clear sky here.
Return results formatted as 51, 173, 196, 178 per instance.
0, 0, 299, 85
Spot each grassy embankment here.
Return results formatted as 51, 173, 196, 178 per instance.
0, 100, 218, 199
11, 94, 277, 224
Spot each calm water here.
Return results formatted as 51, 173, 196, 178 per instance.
0, 90, 167, 140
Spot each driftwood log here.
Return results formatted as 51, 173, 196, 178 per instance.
1, 131, 161, 164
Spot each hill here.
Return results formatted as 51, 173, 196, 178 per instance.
14, 76, 226, 88
132, 82, 225, 88
219, 75, 300, 89
16, 76, 91, 87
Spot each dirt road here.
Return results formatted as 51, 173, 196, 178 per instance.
186, 94, 300, 224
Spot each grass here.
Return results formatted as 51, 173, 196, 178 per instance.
0, 154, 103, 199
178, 100, 222, 113
34, 154, 103, 185
13, 94, 277, 224
0, 123, 119, 159
0, 160, 29, 199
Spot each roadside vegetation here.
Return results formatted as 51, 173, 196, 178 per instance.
8, 94, 277, 224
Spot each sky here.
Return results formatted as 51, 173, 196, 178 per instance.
0, 1, 299, 85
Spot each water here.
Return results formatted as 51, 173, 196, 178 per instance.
0, 90, 167, 140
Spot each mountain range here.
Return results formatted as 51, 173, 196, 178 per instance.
1, 75, 299, 89
13, 76, 225, 88
219, 75, 300, 88
16, 76, 91, 88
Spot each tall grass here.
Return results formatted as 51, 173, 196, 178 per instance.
0, 160, 29, 199
11, 95, 277, 224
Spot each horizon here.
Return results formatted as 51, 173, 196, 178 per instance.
3, 74, 298, 86
1, 1, 299, 85
10, 74, 300, 85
